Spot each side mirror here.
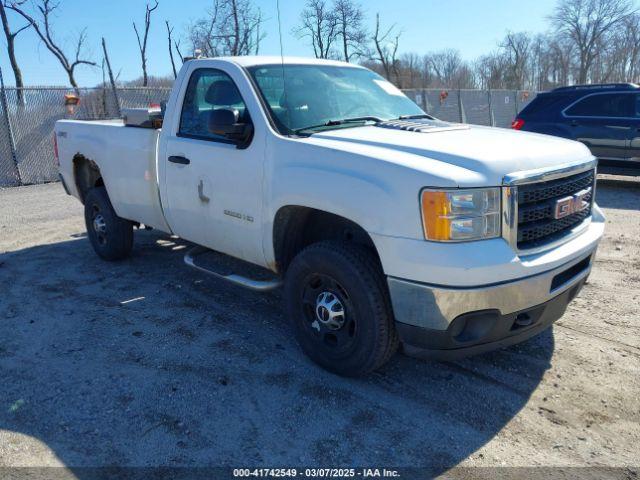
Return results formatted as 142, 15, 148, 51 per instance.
208, 108, 253, 148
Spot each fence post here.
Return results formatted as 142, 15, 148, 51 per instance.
110, 85, 121, 118
458, 89, 466, 123
101, 87, 107, 119
0, 66, 20, 185
487, 89, 495, 127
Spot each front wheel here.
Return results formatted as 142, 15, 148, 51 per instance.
84, 186, 133, 261
284, 241, 398, 377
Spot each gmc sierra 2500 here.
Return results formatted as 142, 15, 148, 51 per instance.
55, 57, 604, 376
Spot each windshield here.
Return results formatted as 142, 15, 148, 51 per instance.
247, 64, 425, 135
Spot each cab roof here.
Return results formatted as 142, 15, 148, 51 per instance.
192, 56, 365, 69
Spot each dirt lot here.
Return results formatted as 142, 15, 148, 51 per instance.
0, 176, 638, 476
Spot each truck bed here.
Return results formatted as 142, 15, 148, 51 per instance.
56, 119, 170, 233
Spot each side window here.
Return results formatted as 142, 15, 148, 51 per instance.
565, 93, 634, 118
179, 68, 249, 141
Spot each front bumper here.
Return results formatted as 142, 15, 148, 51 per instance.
388, 248, 594, 359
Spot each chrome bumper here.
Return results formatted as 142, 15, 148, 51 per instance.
387, 249, 595, 331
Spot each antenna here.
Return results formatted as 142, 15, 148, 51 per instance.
275, 0, 291, 133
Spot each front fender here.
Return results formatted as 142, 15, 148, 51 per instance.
262, 160, 437, 268
270, 163, 394, 233
262, 163, 395, 269
260, 136, 461, 268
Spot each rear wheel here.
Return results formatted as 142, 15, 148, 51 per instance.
84, 186, 133, 261
284, 241, 398, 377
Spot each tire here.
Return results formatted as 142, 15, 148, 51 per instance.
84, 186, 133, 261
284, 241, 398, 377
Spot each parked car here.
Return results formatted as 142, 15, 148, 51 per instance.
55, 56, 604, 376
512, 83, 640, 175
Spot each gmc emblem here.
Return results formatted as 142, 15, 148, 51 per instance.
553, 187, 592, 219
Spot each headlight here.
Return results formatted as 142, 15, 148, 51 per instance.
420, 188, 501, 241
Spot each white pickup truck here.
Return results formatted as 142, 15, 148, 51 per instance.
55, 56, 604, 376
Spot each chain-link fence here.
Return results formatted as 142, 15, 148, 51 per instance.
402, 88, 537, 126
0, 86, 172, 187
0, 86, 536, 188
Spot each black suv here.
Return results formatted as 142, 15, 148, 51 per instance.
512, 83, 640, 175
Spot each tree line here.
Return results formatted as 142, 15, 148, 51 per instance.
1, 0, 639, 96
296, 0, 640, 90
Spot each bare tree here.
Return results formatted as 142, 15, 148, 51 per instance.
0, 1, 29, 102
254, 9, 263, 54
372, 13, 401, 84
427, 49, 465, 87
133, 1, 159, 87
617, 13, 640, 81
189, 0, 265, 57
295, 0, 338, 59
591, 13, 640, 82
222, 0, 264, 55
101, 37, 120, 116
550, 0, 635, 83
7, 0, 96, 90
333, 0, 367, 62
475, 51, 510, 89
188, 0, 221, 57
101, 38, 117, 89
527, 34, 552, 90
501, 31, 532, 89
166, 20, 178, 79
420, 54, 435, 87
174, 38, 185, 63
397, 52, 422, 88
549, 35, 576, 85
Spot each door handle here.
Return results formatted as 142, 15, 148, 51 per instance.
570, 120, 579, 127
168, 155, 190, 165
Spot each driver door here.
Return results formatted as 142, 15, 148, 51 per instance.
162, 67, 265, 264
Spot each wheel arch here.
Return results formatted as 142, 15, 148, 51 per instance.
271, 205, 381, 275
73, 154, 104, 203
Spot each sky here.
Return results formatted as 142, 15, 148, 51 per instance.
0, 0, 559, 87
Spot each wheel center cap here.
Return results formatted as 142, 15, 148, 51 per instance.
314, 291, 345, 331
93, 214, 106, 233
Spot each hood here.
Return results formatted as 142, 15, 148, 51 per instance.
305, 122, 594, 186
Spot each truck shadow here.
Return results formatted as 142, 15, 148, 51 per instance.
0, 230, 554, 475
595, 176, 640, 210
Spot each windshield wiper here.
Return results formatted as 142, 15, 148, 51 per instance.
294, 116, 383, 134
398, 114, 434, 120
325, 116, 384, 125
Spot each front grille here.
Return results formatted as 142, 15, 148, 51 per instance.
516, 169, 595, 250
518, 170, 595, 204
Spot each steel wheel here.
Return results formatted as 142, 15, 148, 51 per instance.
300, 273, 358, 353
285, 241, 398, 376
83, 187, 133, 261
91, 204, 108, 246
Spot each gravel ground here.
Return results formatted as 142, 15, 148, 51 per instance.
0, 176, 638, 476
